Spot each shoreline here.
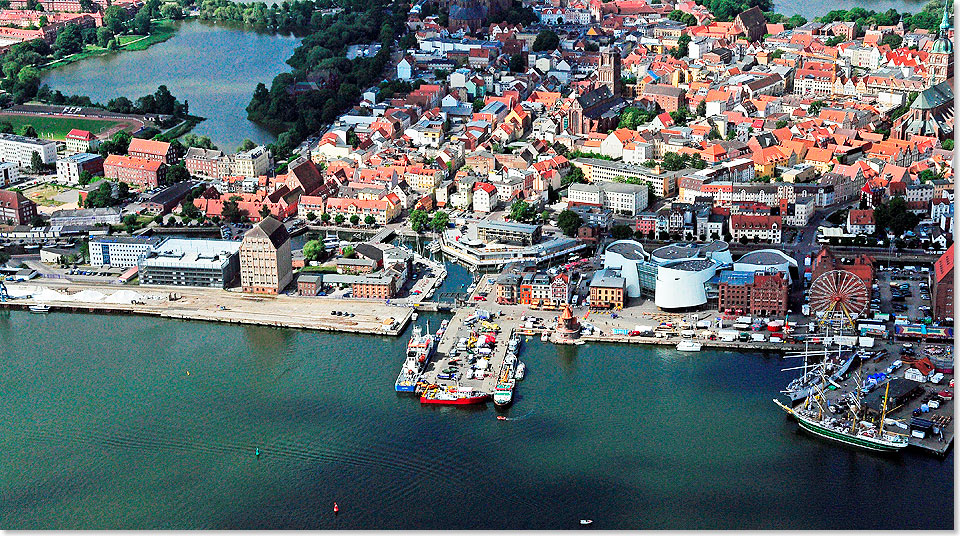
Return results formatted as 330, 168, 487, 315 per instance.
4, 280, 413, 336
40, 19, 182, 74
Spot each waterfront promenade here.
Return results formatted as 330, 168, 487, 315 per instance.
3, 279, 413, 336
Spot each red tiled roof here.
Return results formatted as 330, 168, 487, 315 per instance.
934, 244, 954, 284
127, 138, 171, 157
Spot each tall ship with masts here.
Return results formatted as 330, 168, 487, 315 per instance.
775, 376, 909, 452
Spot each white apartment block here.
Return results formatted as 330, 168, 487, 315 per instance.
0, 161, 19, 187
233, 145, 271, 177
89, 236, 162, 268
0, 134, 57, 167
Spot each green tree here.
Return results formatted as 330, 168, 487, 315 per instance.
321, 212, 331, 223
364, 214, 376, 225
662, 152, 686, 171
942, 139, 954, 150
259, 204, 272, 219
410, 209, 429, 232
334, 214, 345, 225
237, 139, 257, 152
349, 214, 360, 226
160, 3, 184, 19
610, 224, 633, 239
873, 196, 922, 237
19, 125, 37, 138
302, 239, 324, 261
808, 100, 826, 116
509, 200, 533, 222
775, 119, 789, 129
561, 166, 586, 186
78, 170, 93, 186
305, 211, 317, 221
509, 53, 525, 72
880, 33, 903, 48
670, 34, 691, 59
695, 99, 706, 117
221, 196, 243, 223
532, 29, 559, 51
30, 150, 43, 173
556, 210, 582, 237
429, 210, 449, 233
96, 27, 114, 48
103, 6, 128, 34
165, 162, 190, 184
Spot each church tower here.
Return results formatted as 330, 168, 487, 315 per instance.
598, 46, 622, 96
929, 1, 953, 85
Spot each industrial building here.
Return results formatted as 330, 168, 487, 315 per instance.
138, 238, 240, 288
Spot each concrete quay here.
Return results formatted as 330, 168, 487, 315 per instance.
417, 306, 522, 398
3, 280, 413, 336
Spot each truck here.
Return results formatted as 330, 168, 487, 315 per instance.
718, 329, 738, 342
612, 328, 630, 335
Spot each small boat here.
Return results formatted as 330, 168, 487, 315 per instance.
29, 304, 50, 313
515, 362, 526, 380
496, 415, 508, 421
412, 312, 419, 321
676, 341, 702, 352
540, 333, 549, 342
580, 520, 593, 526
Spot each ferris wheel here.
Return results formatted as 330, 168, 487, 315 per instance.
808, 270, 869, 330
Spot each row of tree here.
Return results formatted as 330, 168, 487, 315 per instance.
244, 0, 409, 155
814, 0, 946, 34
197, 0, 338, 33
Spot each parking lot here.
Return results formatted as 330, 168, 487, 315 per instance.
874, 267, 934, 324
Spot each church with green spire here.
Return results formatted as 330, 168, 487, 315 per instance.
929, 0, 953, 84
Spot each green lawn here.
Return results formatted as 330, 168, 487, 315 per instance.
0, 114, 127, 140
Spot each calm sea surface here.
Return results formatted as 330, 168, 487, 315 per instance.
40, 20, 301, 151
0, 308, 952, 529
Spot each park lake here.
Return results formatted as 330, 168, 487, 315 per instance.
40, 19, 302, 152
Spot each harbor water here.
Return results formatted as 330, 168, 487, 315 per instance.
0, 310, 952, 529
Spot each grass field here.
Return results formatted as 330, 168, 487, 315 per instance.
0, 114, 128, 140
20, 184, 79, 207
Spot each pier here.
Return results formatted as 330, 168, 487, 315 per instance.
2, 280, 413, 336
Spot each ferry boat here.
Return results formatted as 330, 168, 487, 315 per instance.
29, 304, 50, 313
493, 382, 514, 407
773, 384, 909, 453
420, 386, 491, 405
395, 325, 436, 393
676, 341, 702, 352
